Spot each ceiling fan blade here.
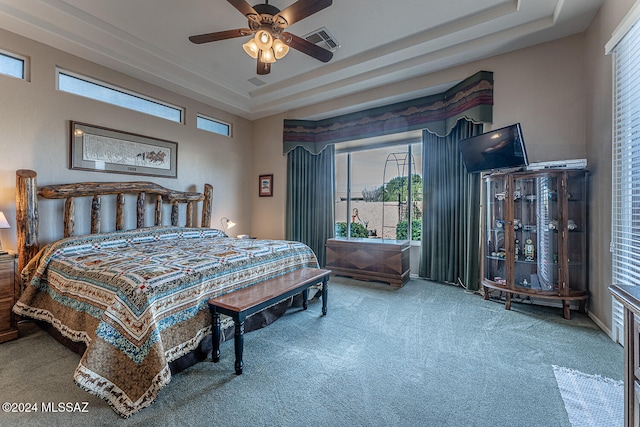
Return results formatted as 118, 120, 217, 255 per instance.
189, 28, 252, 44
282, 32, 333, 62
226, 0, 259, 18
275, 0, 332, 27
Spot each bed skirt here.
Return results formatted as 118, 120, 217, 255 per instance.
32, 294, 303, 375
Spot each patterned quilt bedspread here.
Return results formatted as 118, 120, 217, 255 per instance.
13, 226, 318, 417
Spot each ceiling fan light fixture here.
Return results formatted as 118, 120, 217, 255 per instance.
272, 39, 289, 59
242, 39, 259, 59
189, 0, 335, 76
255, 30, 273, 50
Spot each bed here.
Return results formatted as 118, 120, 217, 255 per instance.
11, 170, 319, 418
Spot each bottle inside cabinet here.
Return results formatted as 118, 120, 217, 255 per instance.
482, 169, 588, 319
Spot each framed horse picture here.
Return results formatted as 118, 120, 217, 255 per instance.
70, 121, 178, 178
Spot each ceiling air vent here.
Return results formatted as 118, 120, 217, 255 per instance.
303, 27, 340, 52
248, 77, 266, 87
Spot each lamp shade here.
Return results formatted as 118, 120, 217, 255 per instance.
254, 30, 273, 50
0, 212, 9, 229
260, 48, 276, 64
220, 217, 236, 231
272, 39, 289, 59
242, 39, 259, 59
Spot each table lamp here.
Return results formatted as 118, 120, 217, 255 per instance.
220, 217, 236, 234
0, 212, 9, 255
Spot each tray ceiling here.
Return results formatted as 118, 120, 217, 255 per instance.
0, 0, 603, 120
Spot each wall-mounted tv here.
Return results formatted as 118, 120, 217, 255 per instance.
459, 123, 529, 173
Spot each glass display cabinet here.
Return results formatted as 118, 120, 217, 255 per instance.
482, 169, 589, 319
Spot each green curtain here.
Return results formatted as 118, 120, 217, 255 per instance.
420, 119, 483, 290
286, 145, 335, 267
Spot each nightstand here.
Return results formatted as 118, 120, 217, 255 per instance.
0, 252, 18, 343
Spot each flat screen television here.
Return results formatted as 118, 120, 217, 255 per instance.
459, 123, 529, 173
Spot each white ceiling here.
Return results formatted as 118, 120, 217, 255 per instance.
0, 0, 603, 120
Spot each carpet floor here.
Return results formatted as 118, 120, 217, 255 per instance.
0, 276, 624, 426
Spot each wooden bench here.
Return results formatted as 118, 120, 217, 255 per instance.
207, 267, 330, 374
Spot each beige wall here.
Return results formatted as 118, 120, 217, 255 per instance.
584, 0, 636, 334
251, 114, 287, 239
0, 28, 254, 246
250, 0, 634, 333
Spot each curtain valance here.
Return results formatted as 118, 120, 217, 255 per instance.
283, 70, 493, 154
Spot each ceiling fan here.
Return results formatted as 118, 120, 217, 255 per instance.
189, 0, 334, 75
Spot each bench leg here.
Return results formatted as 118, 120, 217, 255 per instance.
302, 289, 308, 310
322, 277, 328, 316
233, 319, 245, 375
210, 307, 221, 363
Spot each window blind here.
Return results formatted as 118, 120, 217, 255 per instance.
611, 17, 640, 344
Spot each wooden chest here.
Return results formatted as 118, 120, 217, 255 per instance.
325, 238, 410, 287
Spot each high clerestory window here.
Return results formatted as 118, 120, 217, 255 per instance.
197, 114, 232, 137
0, 50, 27, 80
56, 68, 183, 123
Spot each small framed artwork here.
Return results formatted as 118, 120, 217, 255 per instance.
259, 174, 273, 197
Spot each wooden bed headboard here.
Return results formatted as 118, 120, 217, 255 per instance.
15, 169, 213, 277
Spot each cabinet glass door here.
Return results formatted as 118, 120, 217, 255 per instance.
484, 177, 507, 286
565, 171, 587, 295
513, 174, 559, 293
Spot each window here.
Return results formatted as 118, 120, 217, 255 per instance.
57, 69, 183, 123
0, 50, 26, 79
196, 114, 232, 137
335, 141, 423, 242
610, 13, 640, 344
